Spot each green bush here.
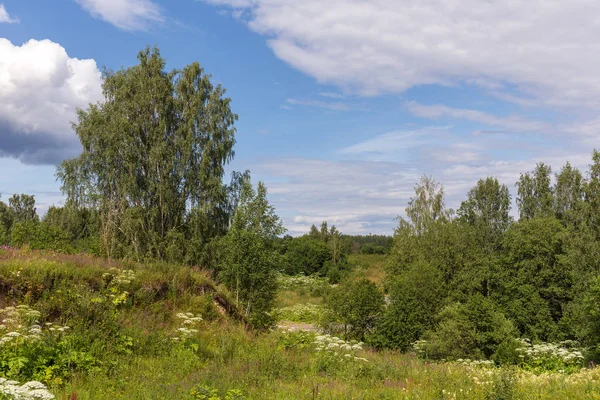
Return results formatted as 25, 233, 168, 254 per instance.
422, 294, 517, 361
376, 261, 445, 350
283, 237, 331, 276
323, 278, 384, 340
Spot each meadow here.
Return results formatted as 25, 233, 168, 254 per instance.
2, 249, 600, 400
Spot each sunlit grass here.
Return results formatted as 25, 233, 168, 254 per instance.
347, 254, 387, 285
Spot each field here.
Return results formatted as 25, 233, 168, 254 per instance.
1, 249, 600, 399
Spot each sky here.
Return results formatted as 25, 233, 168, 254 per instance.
0, 0, 599, 236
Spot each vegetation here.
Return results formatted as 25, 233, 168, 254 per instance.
2, 45, 600, 398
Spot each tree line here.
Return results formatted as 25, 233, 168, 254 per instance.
324, 155, 600, 364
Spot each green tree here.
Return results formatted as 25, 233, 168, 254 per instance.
9, 194, 38, 224
378, 261, 445, 350
283, 236, 331, 275
585, 150, 600, 237
554, 162, 585, 225
0, 199, 13, 244
516, 163, 553, 220
58, 47, 237, 261
218, 180, 285, 328
403, 175, 451, 235
495, 217, 570, 340
423, 294, 516, 361
458, 177, 512, 250
324, 278, 384, 341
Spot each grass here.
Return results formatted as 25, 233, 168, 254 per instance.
1, 248, 600, 399
347, 254, 387, 285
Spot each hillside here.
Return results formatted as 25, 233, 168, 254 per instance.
1, 248, 600, 399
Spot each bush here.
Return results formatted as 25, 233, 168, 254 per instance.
376, 261, 445, 350
283, 237, 331, 276
422, 294, 517, 361
323, 278, 384, 340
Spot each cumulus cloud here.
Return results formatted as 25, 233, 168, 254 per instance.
0, 38, 103, 164
75, 0, 163, 31
0, 4, 18, 23
206, 0, 600, 108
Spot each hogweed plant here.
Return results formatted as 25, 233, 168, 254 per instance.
0, 378, 54, 400
314, 334, 367, 363
171, 312, 203, 350
275, 304, 325, 323
102, 269, 137, 306
276, 274, 328, 291
515, 338, 585, 372
0, 305, 72, 384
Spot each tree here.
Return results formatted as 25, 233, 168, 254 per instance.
324, 278, 384, 341
496, 217, 570, 340
58, 47, 237, 260
585, 150, 600, 237
283, 236, 331, 275
378, 261, 445, 350
458, 177, 511, 249
423, 294, 516, 361
9, 194, 38, 224
554, 162, 584, 225
516, 163, 553, 220
218, 180, 285, 328
0, 199, 13, 244
403, 175, 451, 235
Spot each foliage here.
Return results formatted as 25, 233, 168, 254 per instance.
323, 278, 384, 341
218, 180, 285, 328
0, 250, 599, 398
282, 237, 330, 276
57, 46, 237, 262
377, 261, 445, 350
457, 177, 512, 251
403, 175, 452, 235
0, 378, 54, 400
513, 339, 585, 373
516, 163, 554, 220
421, 295, 517, 361
275, 304, 325, 323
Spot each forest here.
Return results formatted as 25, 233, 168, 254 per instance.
2, 47, 600, 399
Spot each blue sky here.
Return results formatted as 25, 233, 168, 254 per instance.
1, 0, 599, 235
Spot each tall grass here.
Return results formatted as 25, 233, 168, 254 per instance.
1, 249, 600, 399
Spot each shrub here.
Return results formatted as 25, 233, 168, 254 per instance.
283, 237, 331, 276
376, 261, 445, 350
323, 278, 384, 341
422, 294, 517, 361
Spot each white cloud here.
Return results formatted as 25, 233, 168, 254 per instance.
75, 0, 163, 31
0, 4, 18, 23
406, 102, 548, 133
206, 0, 600, 108
286, 98, 351, 111
255, 148, 595, 235
0, 38, 103, 164
318, 92, 345, 99
255, 158, 419, 235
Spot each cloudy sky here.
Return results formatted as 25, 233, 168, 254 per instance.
1, 0, 599, 235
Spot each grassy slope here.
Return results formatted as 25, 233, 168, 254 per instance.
1, 249, 600, 399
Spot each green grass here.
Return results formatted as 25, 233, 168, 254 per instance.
347, 254, 387, 285
1, 248, 600, 399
